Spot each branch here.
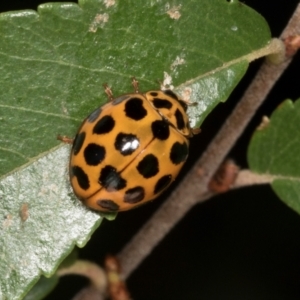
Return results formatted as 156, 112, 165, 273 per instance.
118, 4, 300, 279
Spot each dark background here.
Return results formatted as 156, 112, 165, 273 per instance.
1, 1, 300, 299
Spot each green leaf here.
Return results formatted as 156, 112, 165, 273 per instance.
0, 146, 103, 299
0, 0, 271, 177
248, 100, 300, 214
23, 275, 59, 300
0, 0, 270, 299
23, 250, 78, 300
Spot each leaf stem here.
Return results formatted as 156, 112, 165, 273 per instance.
246, 38, 284, 63
233, 170, 274, 188
117, 4, 300, 279
57, 260, 107, 293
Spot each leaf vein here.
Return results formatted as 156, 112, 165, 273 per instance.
0, 104, 80, 121
0, 146, 29, 160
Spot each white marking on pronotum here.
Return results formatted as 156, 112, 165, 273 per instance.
89, 13, 109, 32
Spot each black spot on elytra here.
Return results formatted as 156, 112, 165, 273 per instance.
97, 199, 120, 211
151, 120, 170, 140
93, 115, 115, 134
154, 175, 172, 194
112, 95, 131, 105
114, 133, 139, 156
84, 143, 106, 166
87, 107, 102, 123
124, 98, 147, 120
175, 108, 185, 130
152, 98, 173, 109
163, 90, 179, 101
150, 92, 158, 97
71, 166, 90, 190
99, 165, 127, 191
170, 141, 189, 165
72, 132, 85, 155
124, 186, 145, 203
136, 154, 159, 178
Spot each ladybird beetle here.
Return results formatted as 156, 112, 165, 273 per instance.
61, 79, 196, 212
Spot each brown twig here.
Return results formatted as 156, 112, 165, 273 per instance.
118, 4, 300, 279
105, 255, 131, 300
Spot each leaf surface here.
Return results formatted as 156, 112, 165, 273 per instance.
248, 100, 300, 214
0, 0, 271, 298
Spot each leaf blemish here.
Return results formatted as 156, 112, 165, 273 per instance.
161, 72, 174, 90
3, 214, 13, 229
166, 5, 182, 20
170, 56, 186, 71
181, 87, 192, 103
104, 0, 116, 7
20, 203, 29, 222
89, 13, 109, 32
256, 116, 270, 131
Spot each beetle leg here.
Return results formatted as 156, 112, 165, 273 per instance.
131, 77, 139, 93
57, 135, 74, 144
103, 83, 114, 101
